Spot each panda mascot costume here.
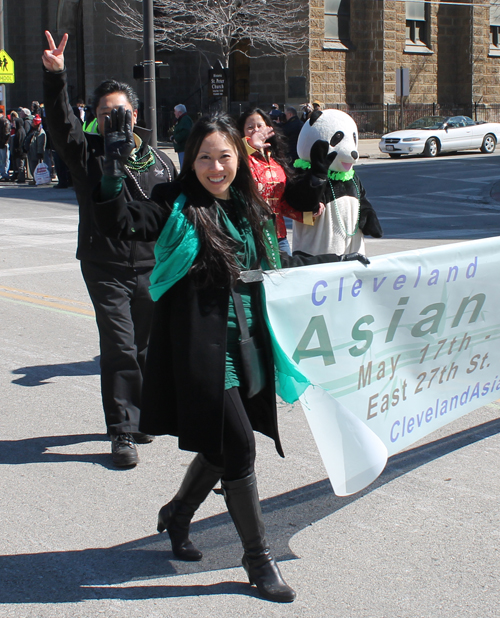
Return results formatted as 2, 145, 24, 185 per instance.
284, 109, 383, 256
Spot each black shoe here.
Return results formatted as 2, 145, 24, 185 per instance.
111, 433, 139, 467
131, 432, 155, 444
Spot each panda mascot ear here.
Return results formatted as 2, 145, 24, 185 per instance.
309, 110, 323, 126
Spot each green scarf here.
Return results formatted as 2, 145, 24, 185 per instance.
149, 193, 201, 301
149, 192, 305, 402
149, 190, 282, 301
293, 158, 355, 182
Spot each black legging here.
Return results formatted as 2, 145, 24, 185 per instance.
203, 387, 256, 482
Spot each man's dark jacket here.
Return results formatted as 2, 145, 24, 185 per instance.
0, 116, 10, 149
282, 114, 303, 163
43, 69, 177, 267
172, 113, 193, 154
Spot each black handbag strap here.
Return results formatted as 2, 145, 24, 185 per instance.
231, 289, 250, 340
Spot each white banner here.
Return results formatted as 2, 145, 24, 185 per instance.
264, 237, 500, 495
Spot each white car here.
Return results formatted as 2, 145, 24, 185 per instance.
379, 115, 500, 158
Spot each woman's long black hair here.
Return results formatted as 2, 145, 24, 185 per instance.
236, 107, 294, 178
177, 113, 273, 288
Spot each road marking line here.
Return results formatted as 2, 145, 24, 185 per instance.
0, 263, 79, 277
0, 286, 94, 317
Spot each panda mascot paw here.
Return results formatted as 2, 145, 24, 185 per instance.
359, 208, 384, 238
310, 139, 337, 179
340, 252, 371, 265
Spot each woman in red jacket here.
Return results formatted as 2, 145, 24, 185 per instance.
237, 108, 307, 255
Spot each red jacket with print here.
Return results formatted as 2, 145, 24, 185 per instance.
245, 139, 303, 240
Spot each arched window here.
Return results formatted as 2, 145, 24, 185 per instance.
324, 0, 350, 44
406, 0, 429, 48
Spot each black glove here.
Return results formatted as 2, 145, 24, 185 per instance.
103, 106, 135, 178
359, 209, 383, 238
309, 139, 337, 178
340, 252, 370, 265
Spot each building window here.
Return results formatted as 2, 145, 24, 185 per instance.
490, 1, 500, 55
492, 26, 500, 47
405, 1, 432, 53
324, 0, 350, 43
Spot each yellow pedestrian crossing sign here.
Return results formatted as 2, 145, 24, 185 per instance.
0, 50, 15, 84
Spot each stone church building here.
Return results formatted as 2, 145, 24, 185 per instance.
3, 1, 500, 136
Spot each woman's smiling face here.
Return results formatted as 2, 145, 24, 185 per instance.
192, 131, 239, 200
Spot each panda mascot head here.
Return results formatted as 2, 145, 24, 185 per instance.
296, 109, 359, 174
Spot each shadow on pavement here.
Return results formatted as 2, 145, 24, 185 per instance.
11, 357, 100, 386
0, 185, 77, 204
0, 433, 111, 467
1, 415, 499, 603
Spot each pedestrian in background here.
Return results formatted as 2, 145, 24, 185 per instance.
18, 107, 33, 135
300, 103, 312, 122
268, 103, 281, 123
0, 112, 11, 181
172, 104, 193, 169
72, 98, 86, 124
25, 115, 47, 182
31, 101, 42, 117
11, 117, 26, 183
42, 30, 177, 467
281, 106, 302, 164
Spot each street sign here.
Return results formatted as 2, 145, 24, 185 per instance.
0, 50, 14, 84
208, 67, 228, 98
396, 67, 409, 98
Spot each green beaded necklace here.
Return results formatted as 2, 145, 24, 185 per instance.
328, 176, 361, 238
125, 148, 156, 172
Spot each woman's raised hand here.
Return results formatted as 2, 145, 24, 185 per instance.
248, 125, 275, 151
42, 31, 68, 73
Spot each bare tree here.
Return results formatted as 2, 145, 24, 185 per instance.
104, 0, 308, 68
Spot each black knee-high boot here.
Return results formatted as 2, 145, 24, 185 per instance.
222, 472, 296, 603
158, 454, 223, 561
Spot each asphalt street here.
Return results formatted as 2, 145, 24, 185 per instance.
1, 146, 499, 617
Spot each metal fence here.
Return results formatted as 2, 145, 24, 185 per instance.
324, 103, 500, 138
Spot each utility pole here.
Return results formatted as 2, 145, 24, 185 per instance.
0, 0, 5, 113
142, 0, 157, 147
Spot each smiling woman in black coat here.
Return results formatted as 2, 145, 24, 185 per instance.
93, 111, 367, 604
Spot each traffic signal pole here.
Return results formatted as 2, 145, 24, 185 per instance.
0, 0, 5, 113
142, 0, 157, 147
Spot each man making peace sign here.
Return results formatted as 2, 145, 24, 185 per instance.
42, 31, 177, 467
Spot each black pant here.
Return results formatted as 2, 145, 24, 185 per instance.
81, 260, 154, 435
204, 387, 256, 481
53, 149, 71, 187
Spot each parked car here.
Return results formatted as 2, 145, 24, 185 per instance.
379, 115, 500, 158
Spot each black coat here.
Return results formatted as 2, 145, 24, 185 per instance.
94, 181, 345, 457
93, 181, 284, 455
11, 119, 25, 158
282, 115, 303, 163
43, 68, 177, 267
